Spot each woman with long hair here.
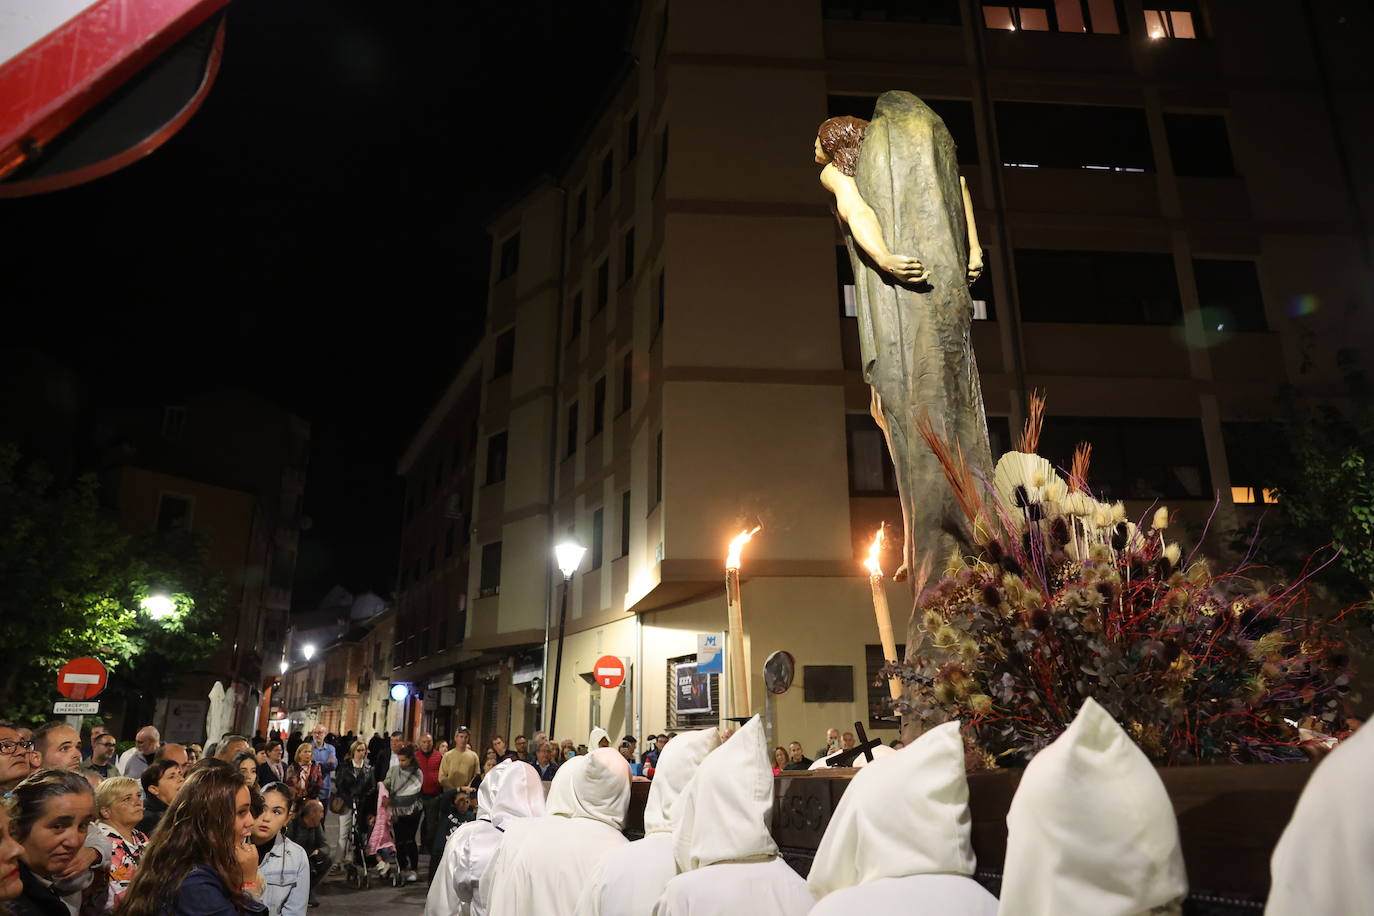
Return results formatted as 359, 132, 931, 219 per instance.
83, 776, 148, 914
250, 783, 308, 916
772, 746, 787, 776
6, 768, 97, 915
285, 744, 321, 804
0, 801, 26, 904
232, 752, 259, 790
382, 745, 422, 883
118, 763, 266, 915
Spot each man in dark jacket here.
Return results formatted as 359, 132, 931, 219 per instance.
529, 740, 559, 781
138, 759, 183, 834
782, 741, 813, 771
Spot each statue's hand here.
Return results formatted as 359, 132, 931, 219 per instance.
966, 249, 984, 285
878, 253, 929, 284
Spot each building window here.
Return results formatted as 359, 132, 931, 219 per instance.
569, 293, 583, 341
493, 328, 516, 378
653, 270, 666, 338
620, 490, 631, 557
498, 233, 520, 280
654, 431, 664, 506
445, 524, 455, 559
1164, 113, 1235, 177
969, 252, 996, 320
485, 431, 508, 485
479, 542, 502, 597
837, 246, 857, 318
591, 376, 606, 437
620, 352, 633, 414
437, 617, 447, 651
982, 1, 1120, 33
1221, 421, 1280, 504
623, 230, 635, 283
822, 0, 961, 24
625, 112, 639, 162
1144, 3, 1198, 39
600, 150, 614, 199
828, 95, 978, 165
596, 260, 609, 312
566, 402, 579, 457
591, 508, 605, 570
161, 405, 186, 439
846, 414, 898, 496
1015, 249, 1181, 324
1040, 417, 1212, 500
156, 493, 192, 531
1194, 260, 1267, 332
996, 102, 1151, 172
574, 187, 588, 233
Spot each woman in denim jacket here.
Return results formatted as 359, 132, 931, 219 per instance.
250, 783, 309, 916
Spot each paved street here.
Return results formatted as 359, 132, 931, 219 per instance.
317, 810, 431, 913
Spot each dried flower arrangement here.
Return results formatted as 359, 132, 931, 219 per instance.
887, 396, 1358, 766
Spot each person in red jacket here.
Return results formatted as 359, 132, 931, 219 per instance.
412, 733, 445, 850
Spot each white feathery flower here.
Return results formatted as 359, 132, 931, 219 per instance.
1164, 542, 1182, 566
1152, 506, 1170, 531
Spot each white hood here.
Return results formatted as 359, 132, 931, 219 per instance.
673, 715, 776, 872
479, 758, 547, 828
643, 728, 721, 835
1266, 722, 1374, 915
807, 721, 974, 900
589, 727, 610, 749
807, 744, 898, 769
546, 747, 630, 830
999, 698, 1187, 916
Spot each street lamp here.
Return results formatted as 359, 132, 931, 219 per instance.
548, 541, 586, 740
279, 660, 288, 675
141, 593, 176, 620
302, 643, 316, 661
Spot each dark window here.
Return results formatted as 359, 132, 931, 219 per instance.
591, 508, 604, 570
1039, 416, 1212, 500
803, 666, 855, 703
498, 233, 520, 280
600, 151, 614, 199
479, 542, 502, 597
428, 544, 436, 573
837, 246, 857, 318
982, 1, 1121, 33
969, 251, 997, 320
620, 352, 633, 413
485, 431, 508, 485
654, 431, 664, 505
1144, 3, 1199, 38
1193, 260, 1266, 332
1015, 249, 1181, 324
493, 328, 516, 377
865, 644, 908, 729
653, 270, 665, 337
827, 95, 978, 165
156, 493, 192, 531
575, 188, 588, 232
1220, 421, 1281, 503
625, 113, 639, 162
846, 414, 898, 496
823, 0, 961, 24
437, 617, 447, 651
623, 230, 635, 283
620, 490, 631, 557
596, 260, 609, 312
1164, 113, 1234, 177
566, 403, 579, 457
996, 102, 1152, 172
591, 376, 606, 437
444, 524, 455, 558
162, 406, 186, 439
569, 293, 583, 341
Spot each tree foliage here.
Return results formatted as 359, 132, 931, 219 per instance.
0, 444, 224, 722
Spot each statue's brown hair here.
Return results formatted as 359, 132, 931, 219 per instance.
817, 116, 869, 176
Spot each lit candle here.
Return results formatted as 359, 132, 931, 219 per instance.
864, 525, 903, 702
725, 526, 761, 720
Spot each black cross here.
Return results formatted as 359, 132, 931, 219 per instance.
826, 721, 882, 767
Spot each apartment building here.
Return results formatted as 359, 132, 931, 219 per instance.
405, 0, 1372, 750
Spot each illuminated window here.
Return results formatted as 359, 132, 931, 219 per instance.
1230, 487, 1278, 505
1144, 6, 1197, 39
983, 1, 1119, 33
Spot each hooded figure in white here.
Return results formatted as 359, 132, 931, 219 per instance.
589, 726, 611, 749
999, 698, 1187, 916
483, 747, 630, 916
807, 721, 998, 915
425, 759, 547, 916
1265, 722, 1374, 915
654, 715, 813, 916
575, 727, 722, 916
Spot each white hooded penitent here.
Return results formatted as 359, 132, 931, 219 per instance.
807, 721, 997, 915
483, 747, 630, 916
999, 697, 1187, 916
654, 715, 813, 916
425, 759, 546, 916
1265, 722, 1374, 915
589, 726, 611, 749
575, 727, 723, 916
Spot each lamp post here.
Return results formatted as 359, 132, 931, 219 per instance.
548, 541, 587, 741
141, 593, 176, 620
302, 643, 316, 661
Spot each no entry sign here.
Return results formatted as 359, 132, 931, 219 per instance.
594, 655, 625, 689
57, 657, 108, 699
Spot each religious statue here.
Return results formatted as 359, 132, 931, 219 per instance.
815, 91, 994, 590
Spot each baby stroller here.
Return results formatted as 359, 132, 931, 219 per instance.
343, 789, 375, 890
364, 781, 406, 889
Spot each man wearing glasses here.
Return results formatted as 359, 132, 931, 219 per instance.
82, 729, 119, 780
0, 720, 35, 794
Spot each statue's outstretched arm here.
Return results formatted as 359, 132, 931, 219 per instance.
961, 176, 983, 285
825, 170, 930, 284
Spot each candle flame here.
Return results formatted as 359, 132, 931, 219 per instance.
725, 526, 761, 570
864, 525, 885, 577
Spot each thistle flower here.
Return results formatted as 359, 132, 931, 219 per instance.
981, 584, 1003, 608
1185, 560, 1211, 586
1064, 491, 1096, 518
1152, 506, 1170, 531
969, 693, 993, 712
922, 609, 944, 633
984, 538, 1005, 562
1248, 631, 1285, 660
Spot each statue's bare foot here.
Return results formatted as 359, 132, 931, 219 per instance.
892, 563, 909, 582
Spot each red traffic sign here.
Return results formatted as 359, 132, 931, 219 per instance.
57, 657, 108, 700
593, 655, 626, 689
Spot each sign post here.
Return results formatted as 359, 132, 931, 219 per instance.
593, 655, 625, 690
55, 656, 107, 728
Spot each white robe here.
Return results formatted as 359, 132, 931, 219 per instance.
575, 727, 722, 916
484, 748, 631, 916
807, 721, 997, 916
1265, 722, 1374, 915
425, 760, 547, 916
655, 716, 812, 916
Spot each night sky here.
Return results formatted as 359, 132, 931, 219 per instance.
2, 0, 634, 609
